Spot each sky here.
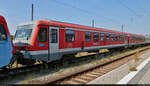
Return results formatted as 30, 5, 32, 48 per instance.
0, 0, 150, 35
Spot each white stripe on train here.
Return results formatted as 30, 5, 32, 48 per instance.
20, 42, 146, 56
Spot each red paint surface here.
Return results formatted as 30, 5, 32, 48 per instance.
15, 20, 145, 52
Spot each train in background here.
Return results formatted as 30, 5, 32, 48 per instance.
0, 15, 15, 68
13, 20, 150, 65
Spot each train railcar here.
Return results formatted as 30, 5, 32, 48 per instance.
13, 20, 146, 65
0, 15, 15, 68
128, 33, 145, 46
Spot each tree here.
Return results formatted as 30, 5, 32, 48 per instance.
10, 35, 14, 40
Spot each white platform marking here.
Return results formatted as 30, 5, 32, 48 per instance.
117, 56, 150, 84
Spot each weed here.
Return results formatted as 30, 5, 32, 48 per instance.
28, 72, 35, 80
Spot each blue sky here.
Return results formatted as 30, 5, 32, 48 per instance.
0, 0, 150, 35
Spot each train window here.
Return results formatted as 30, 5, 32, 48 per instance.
15, 24, 34, 39
15, 29, 32, 39
130, 36, 133, 41
118, 34, 120, 41
121, 34, 124, 41
125, 34, 128, 40
132, 36, 134, 41
106, 33, 110, 41
65, 30, 75, 42
38, 28, 47, 42
134, 36, 136, 41
119, 34, 122, 41
93, 32, 99, 41
114, 34, 118, 41
122, 34, 125, 40
85, 32, 91, 42
0, 24, 7, 41
111, 33, 114, 41
100, 33, 105, 41
50, 29, 57, 43
120, 34, 122, 41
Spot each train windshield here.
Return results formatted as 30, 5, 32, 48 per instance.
0, 24, 7, 41
15, 24, 33, 39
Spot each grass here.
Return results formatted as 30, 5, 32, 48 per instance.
0, 76, 12, 84
28, 73, 35, 80
129, 67, 137, 71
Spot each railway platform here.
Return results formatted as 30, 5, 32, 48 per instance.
87, 50, 150, 84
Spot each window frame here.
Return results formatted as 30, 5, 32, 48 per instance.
106, 32, 110, 41
65, 29, 75, 42
85, 31, 92, 42
111, 33, 114, 41
114, 34, 118, 41
0, 24, 7, 41
122, 34, 125, 41
93, 32, 99, 42
50, 29, 58, 43
125, 34, 128, 40
38, 27, 48, 42
119, 34, 123, 41
100, 32, 105, 41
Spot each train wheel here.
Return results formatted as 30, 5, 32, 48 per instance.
18, 59, 36, 66
62, 54, 75, 62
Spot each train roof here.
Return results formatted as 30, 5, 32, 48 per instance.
37, 20, 127, 34
18, 19, 144, 37
0, 15, 6, 23
18, 20, 126, 34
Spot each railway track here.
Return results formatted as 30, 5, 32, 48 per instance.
0, 50, 109, 81
0, 64, 42, 79
0, 45, 149, 84
46, 46, 150, 84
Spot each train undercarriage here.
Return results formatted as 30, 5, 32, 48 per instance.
5, 43, 149, 69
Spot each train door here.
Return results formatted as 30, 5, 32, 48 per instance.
37, 26, 49, 61
124, 34, 128, 45
49, 26, 60, 61
0, 23, 12, 67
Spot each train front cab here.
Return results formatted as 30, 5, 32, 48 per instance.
13, 22, 61, 64
0, 16, 13, 68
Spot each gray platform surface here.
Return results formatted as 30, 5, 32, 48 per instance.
128, 62, 150, 84
88, 51, 150, 84
138, 66, 150, 84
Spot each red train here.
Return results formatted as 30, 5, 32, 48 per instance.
0, 15, 15, 67
13, 20, 148, 65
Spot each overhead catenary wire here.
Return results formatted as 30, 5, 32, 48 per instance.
50, 0, 120, 24
135, 0, 150, 18
117, 0, 150, 34
136, 0, 147, 14
117, 0, 142, 18
51, 0, 92, 15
